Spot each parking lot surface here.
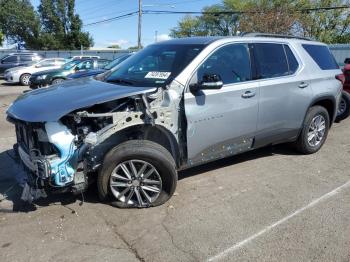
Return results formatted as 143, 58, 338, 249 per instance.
0, 79, 350, 262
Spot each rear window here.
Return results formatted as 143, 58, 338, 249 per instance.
253, 43, 289, 79
302, 44, 339, 70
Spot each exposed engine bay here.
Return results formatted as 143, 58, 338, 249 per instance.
8, 81, 185, 202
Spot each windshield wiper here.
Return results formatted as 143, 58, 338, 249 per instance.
107, 78, 134, 86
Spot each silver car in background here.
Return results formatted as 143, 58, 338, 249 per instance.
7, 34, 342, 208
4, 58, 66, 85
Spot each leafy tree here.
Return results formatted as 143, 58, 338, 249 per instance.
0, 0, 41, 49
170, 15, 206, 38
171, 0, 350, 44
38, 0, 93, 49
128, 45, 143, 50
0, 31, 3, 46
108, 44, 121, 49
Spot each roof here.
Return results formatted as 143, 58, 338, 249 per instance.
154, 35, 323, 46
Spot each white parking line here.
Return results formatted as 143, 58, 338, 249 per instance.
208, 180, 350, 262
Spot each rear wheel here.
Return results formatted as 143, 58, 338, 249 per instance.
295, 106, 330, 154
51, 78, 64, 85
97, 140, 177, 208
20, 73, 31, 86
336, 91, 350, 122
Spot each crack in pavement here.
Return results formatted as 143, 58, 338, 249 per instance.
102, 217, 145, 262
66, 239, 128, 251
161, 208, 199, 262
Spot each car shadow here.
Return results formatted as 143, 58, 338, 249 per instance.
178, 143, 299, 180
1, 82, 20, 87
0, 144, 299, 213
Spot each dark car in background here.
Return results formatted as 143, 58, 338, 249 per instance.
67, 53, 133, 79
0, 52, 43, 77
336, 59, 350, 121
29, 58, 110, 89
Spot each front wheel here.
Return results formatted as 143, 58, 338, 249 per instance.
336, 91, 350, 122
97, 140, 177, 208
295, 106, 330, 154
51, 78, 64, 85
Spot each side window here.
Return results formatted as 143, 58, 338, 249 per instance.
302, 44, 339, 70
197, 44, 252, 85
20, 56, 34, 62
77, 60, 93, 70
284, 45, 299, 74
2, 55, 18, 63
254, 43, 289, 79
36, 59, 56, 67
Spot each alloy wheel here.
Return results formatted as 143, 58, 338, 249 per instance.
307, 115, 326, 147
337, 97, 347, 116
109, 160, 162, 207
22, 75, 30, 85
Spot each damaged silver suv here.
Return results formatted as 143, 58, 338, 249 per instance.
7, 35, 342, 208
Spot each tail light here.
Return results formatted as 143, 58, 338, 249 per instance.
336, 74, 345, 84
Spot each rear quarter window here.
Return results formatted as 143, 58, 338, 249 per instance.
302, 44, 339, 70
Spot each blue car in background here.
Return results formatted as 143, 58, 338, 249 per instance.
67, 53, 133, 79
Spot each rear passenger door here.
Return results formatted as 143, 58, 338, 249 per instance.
252, 43, 313, 147
185, 43, 259, 165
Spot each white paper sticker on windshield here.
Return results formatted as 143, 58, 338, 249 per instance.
145, 71, 171, 79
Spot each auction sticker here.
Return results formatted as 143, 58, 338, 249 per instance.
145, 71, 171, 79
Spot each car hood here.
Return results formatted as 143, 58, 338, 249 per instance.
68, 69, 106, 79
7, 77, 157, 122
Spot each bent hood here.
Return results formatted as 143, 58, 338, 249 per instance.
7, 77, 157, 122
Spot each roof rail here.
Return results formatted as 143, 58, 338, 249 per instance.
241, 33, 313, 41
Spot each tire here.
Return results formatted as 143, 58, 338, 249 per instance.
295, 106, 330, 154
97, 140, 177, 208
51, 78, 64, 85
20, 73, 31, 86
335, 91, 350, 122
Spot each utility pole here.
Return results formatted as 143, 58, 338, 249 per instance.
155, 30, 158, 43
138, 0, 142, 49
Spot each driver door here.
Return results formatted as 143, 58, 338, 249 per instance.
184, 43, 259, 165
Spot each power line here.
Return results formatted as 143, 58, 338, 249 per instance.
84, 11, 139, 27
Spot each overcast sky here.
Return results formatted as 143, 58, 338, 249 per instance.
29, 0, 220, 48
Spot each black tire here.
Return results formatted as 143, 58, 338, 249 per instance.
335, 91, 350, 122
20, 73, 31, 86
97, 140, 177, 208
295, 106, 330, 154
51, 78, 64, 85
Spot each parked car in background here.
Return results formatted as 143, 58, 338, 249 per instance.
67, 53, 133, 79
7, 35, 342, 208
0, 52, 43, 77
29, 58, 110, 89
4, 58, 66, 85
336, 60, 350, 121
68, 55, 100, 61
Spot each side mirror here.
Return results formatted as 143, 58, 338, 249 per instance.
190, 74, 223, 93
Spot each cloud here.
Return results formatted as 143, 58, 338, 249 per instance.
157, 34, 172, 42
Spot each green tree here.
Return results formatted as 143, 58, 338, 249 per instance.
0, 0, 41, 49
171, 0, 350, 44
0, 31, 3, 46
169, 15, 206, 38
38, 0, 93, 49
108, 44, 121, 49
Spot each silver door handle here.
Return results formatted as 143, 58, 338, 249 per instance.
298, 82, 309, 88
242, 91, 256, 98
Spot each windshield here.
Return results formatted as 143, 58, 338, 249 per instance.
104, 54, 131, 70
62, 60, 81, 70
105, 44, 205, 87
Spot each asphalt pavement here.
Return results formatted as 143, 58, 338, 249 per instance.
0, 80, 350, 262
